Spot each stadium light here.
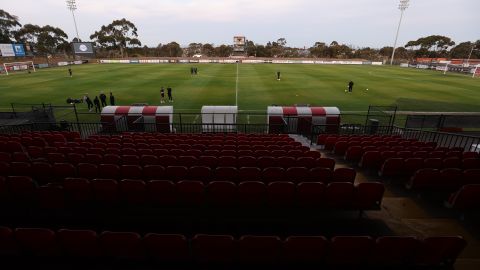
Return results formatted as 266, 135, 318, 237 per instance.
66, 0, 80, 41
390, 0, 409, 65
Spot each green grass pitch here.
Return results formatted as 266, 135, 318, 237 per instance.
1, 63, 479, 122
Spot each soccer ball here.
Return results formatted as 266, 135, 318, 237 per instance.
366, 88, 369, 91
345, 89, 347, 92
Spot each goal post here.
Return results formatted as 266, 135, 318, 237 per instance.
473, 65, 480, 78
1, 61, 36, 75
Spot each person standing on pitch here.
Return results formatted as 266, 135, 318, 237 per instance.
276, 71, 281, 81
84, 94, 93, 112
167, 86, 173, 102
160, 87, 165, 103
109, 92, 115, 106
68, 68, 73, 77
348, 81, 354, 93
99, 91, 107, 107
93, 96, 101, 113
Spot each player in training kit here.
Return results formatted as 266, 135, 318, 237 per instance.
160, 87, 165, 103
167, 87, 173, 102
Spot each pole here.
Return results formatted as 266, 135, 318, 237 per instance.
390, 9, 404, 65
466, 45, 474, 65
71, 10, 80, 41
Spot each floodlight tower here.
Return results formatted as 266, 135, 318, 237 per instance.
66, 0, 80, 41
390, 0, 409, 65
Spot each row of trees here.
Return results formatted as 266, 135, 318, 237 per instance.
1, 9, 479, 61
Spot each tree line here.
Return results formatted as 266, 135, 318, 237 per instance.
1, 9, 479, 61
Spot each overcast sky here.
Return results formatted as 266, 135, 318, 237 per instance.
2, 0, 479, 48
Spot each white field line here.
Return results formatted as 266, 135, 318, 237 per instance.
192, 115, 200, 124
235, 63, 239, 106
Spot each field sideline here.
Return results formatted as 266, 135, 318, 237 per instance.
0, 63, 479, 117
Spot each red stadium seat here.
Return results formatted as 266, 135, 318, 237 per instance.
262, 167, 285, 183
297, 182, 325, 207
14, 228, 59, 257
406, 168, 440, 190
463, 158, 480, 170
187, 166, 212, 182
63, 178, 92, 206
354, 182, 385, 210
379, 158, 404, 178
100, 231, 144, 260
345, 146, 363, 162
238, 167, 262, 181
91, 179, 118, 205
238, 235, 282, 264
359, 151, 382, 170
98, 164, 120, 180
58, 229, 101, 258
308, 167, 332, 183
53, 163, 76, 180
10, 162, 32, 177
120, 165, 143, 179
143, 233, 189, 262
119, 179, 147, 205
446, 184, 480, 210
333, 167, 356, 183
214, 167, 238, 181
6, 176, 36, 204
192, 234, 236, 264
267, 181, 295, 207
404, 158, 425, 176
371, 236, 419, 266
285, 167, 309, 183
0, 226, 18, 256
143, 165, 165, 180
206, 181, 237, 207
238, 156, 257, 168
328, 236, 374, 266
146, 180, 176, 206
36, 185, 65, 210
283, 236, 328, 264
317, 157, 335, 170
176, 180, 205, 206
415, 236, 466, 267
165, 166, 188, 181
325, 182, 354, 209
238, 181, 266, 207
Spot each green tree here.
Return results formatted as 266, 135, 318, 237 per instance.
0, 9, 21, 43
158, 42, 182, 57
405, 35, 455, 57
245, 40, 256, 57
309, 42, 327, 58
15, 24, 42, 46
90, 18, 141, 58
186, 42, 202, 57
36, 25, 69, 56
201, 43, 215, 57
215, 44, 233, 57
15, 24, 68, 58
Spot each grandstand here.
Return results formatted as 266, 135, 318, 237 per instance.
0, 124, 479, 269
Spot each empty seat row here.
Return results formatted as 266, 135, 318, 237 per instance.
406, 169, 480, 191
0, 177, 383, 210
446, 184, 480, 210
317, 134, 403, 145
29, 153, 327, 168
0, 161, 350, 184
379, 157, 480, 178
42, 143, 308, 153
360, 150, 479, 171
344, 146, 479, 162
0, 227, 466, 268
